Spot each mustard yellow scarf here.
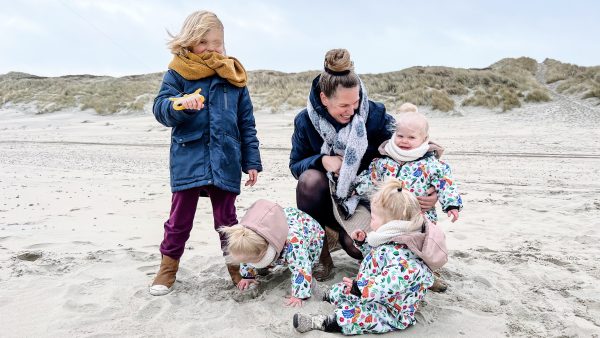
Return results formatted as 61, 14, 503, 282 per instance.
168, 51, 247, 87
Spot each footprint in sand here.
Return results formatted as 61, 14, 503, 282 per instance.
25, 243, 58, 249
72, 240, 94, 245
452, 233, 467, 240
472, 276, 493, 288
451, 250, 471, 259
16, 251, 42, 261
541, 256, 570, 267
137, 264, 158, 276
63, 299, 101, 313
135, 298, 169, 321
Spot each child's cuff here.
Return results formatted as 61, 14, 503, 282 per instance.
350, 280, 361, 297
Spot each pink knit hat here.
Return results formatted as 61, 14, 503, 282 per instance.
240, 199, 288, 254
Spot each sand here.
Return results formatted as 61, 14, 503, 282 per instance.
1, 90, 599, 337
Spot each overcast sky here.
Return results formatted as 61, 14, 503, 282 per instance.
1, 0, 599, 77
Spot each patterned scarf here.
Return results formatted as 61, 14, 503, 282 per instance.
307, 79, 369, 215
168, 51, 247, 87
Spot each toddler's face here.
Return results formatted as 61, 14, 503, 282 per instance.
370, 205, 385, 231
191, 29, 225, 55
393, 123, 427, 151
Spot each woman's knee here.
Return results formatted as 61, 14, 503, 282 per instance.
297, 169, 328, 196
296, 170, 330, 212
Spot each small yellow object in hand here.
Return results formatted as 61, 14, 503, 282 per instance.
169, 88, 205, 110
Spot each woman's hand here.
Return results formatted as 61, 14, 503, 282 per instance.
417, 187, 438, 212
245, 169, 258, 187
237, 279, 259, 291
322, 155, 343, 175
350, 229, 366, 242
284, 296, 304, 307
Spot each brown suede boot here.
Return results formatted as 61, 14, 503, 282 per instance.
149, 255, 179, 296
313, 238, 334, 282
227, 264, 243, 286
325, 226, 341, 253
429, 272, 448, 293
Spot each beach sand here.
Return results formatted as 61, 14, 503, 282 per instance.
1, 93, 599, 337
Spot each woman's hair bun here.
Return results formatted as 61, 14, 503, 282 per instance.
324, 48, 354, 72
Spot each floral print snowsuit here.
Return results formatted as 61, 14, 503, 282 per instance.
240, 207, 324, 299
327, 242, 434, 335
353, 154, 463, 223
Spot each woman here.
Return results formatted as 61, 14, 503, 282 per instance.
289, 49, 437, 280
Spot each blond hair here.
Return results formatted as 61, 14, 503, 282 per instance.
398, 102, 418, 113
167, 11, 224, 55
395, 111, 429, 138
318, 48, 360, 98
371, 178, 425, 230
221, 225, 268, 263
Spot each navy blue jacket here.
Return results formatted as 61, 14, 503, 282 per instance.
289, 76, 394, 179
153, 70, 262, 193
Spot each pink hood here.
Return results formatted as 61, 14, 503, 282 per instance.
240, 199, 288, 254
392, 221, 448, 270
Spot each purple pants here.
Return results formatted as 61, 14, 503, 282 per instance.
159, 185, 238, 260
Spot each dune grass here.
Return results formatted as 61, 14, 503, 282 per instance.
2, 57, 597, 114
0, 72, 163, 114
543, 58, 600, 102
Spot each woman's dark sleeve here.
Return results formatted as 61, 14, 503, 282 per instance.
289, 114, 324, 179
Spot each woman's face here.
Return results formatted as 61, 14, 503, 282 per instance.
191, 29, 225, 55
320, 86, 360, 124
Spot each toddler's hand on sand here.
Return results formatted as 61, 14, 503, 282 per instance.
447, 209, 459, 223
284, 296, 304, 307
245, 169, 258, 187
417, 187, 438, 212
350, 229, 366, 242
237, 279, 258, 291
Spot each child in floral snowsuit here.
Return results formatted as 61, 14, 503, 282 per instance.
353, 107, 462, 223
222, 199, 324, 307
294, 178, 436, 334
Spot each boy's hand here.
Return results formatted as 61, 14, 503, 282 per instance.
447, 209, 459, 223
284, 296, 304, 307
237, 279, 258, 291
245, 169, 258, 187
417, 187, 438, 212
350, 229, 366, 242
176, 96, 205, 111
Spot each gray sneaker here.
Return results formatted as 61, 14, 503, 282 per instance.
293, 313, 327, 333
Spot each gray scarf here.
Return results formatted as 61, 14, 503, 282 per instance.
307, 79, 369, 215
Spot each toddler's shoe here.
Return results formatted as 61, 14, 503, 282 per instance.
293, 313, 328, 333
